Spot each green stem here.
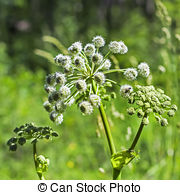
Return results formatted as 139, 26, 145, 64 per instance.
92, 81, 116, 155
33, 143, 45, 180
129, 114, 147, 151
103, 69, 125, 75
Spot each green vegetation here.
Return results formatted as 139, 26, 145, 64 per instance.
0, 0, 180, 180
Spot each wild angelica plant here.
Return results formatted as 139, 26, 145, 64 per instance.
42, 36, 177, 179
8, 36, 177, 180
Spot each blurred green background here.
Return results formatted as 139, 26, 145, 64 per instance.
0, 0, 180, 180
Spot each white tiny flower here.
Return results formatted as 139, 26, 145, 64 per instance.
84, 43, 96, 56
76, 79, 87, 92
74, 56, 85, 67
109, 41, 121, 53
92, 36, 105, 48
59, 86, 71, 98
94, 72, 105, 84
55, 114, 63, 125
124, 68, 138, 81
89, 94, 101, 107
92, 53, 103, 64
119, 41, 128, 54
120, 84, 133, 98
138, 62, 150, 77
55, 72, 66, 85
68, 41, 82, 55
102, 59, 111, 70
79, 101, 93, 115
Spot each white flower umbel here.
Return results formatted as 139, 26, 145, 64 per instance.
84, 43, 96, 56
138, 62, 150, 77
119, 41, 128, 54
109, 41, 121, 53
55, 114, 63, 125
94, 72, 105, 84
44, 84, 56, 93
89, 94, 101, 107
55, 72, 66, 85
74, 56, 85, 68
68, 41, 82, 55
76, 79, 87, 92
124, 68, 138, 81
59, 86, 71, 99
79, 101, 93, 115
120, 84, 133, 98
92, 36, 105, 48
102, 59, 111, 70
55, 54, 71, 66
92, 53, 103, 65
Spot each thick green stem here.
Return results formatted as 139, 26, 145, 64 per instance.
129, 115, 147, 151
33, 143, 45, 180
92, 81, 116, 156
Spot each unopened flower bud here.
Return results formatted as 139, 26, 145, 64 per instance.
102, 59, 111, 70
51, 90, 61, 101
142, 117, 149, 125
167, 110, 175, 117
55, 101, 67, 113
136, 100, 144, 107
18, 137, 26, 145
171, 104, 177, 111
74, 56, 85, 67
127, 107, 135, 115
55, 72, 66, 85
50, 111, 58, 122
137, 109, 144, 118
160, 118, 168, 126
55, 114, 63, 125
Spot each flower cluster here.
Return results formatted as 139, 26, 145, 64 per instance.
7, 123, 58, 151
121, 85, 177, 126
43, 36, 151, 125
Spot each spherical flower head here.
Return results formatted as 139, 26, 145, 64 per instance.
55, 54, 71, 66
64, 64, 74, 74
55, 100, 67, 113
138, 62, 150, 77
102, 59, 111, 70
119, 41, 128, 54
94, 72, 105, 85
55, 72, 66, 85
79, 101, 93, 115
68, 41, 82, 55
92, 36, 105, 48
124, 68, 138, 81
50, 111, 58, 122
55, 114, 63, 125
92, 53, 103, 65
59, 86, 71, 99
74, 56, 85, 68
44, 84, 56, 93
109, 41, 121, 53
76, 79, 87, 92
84, 43, 96, 56
89, 94, 101, 107
120, 84, 133, 98
45, 74, 56, 85
43, 101, 52, 112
